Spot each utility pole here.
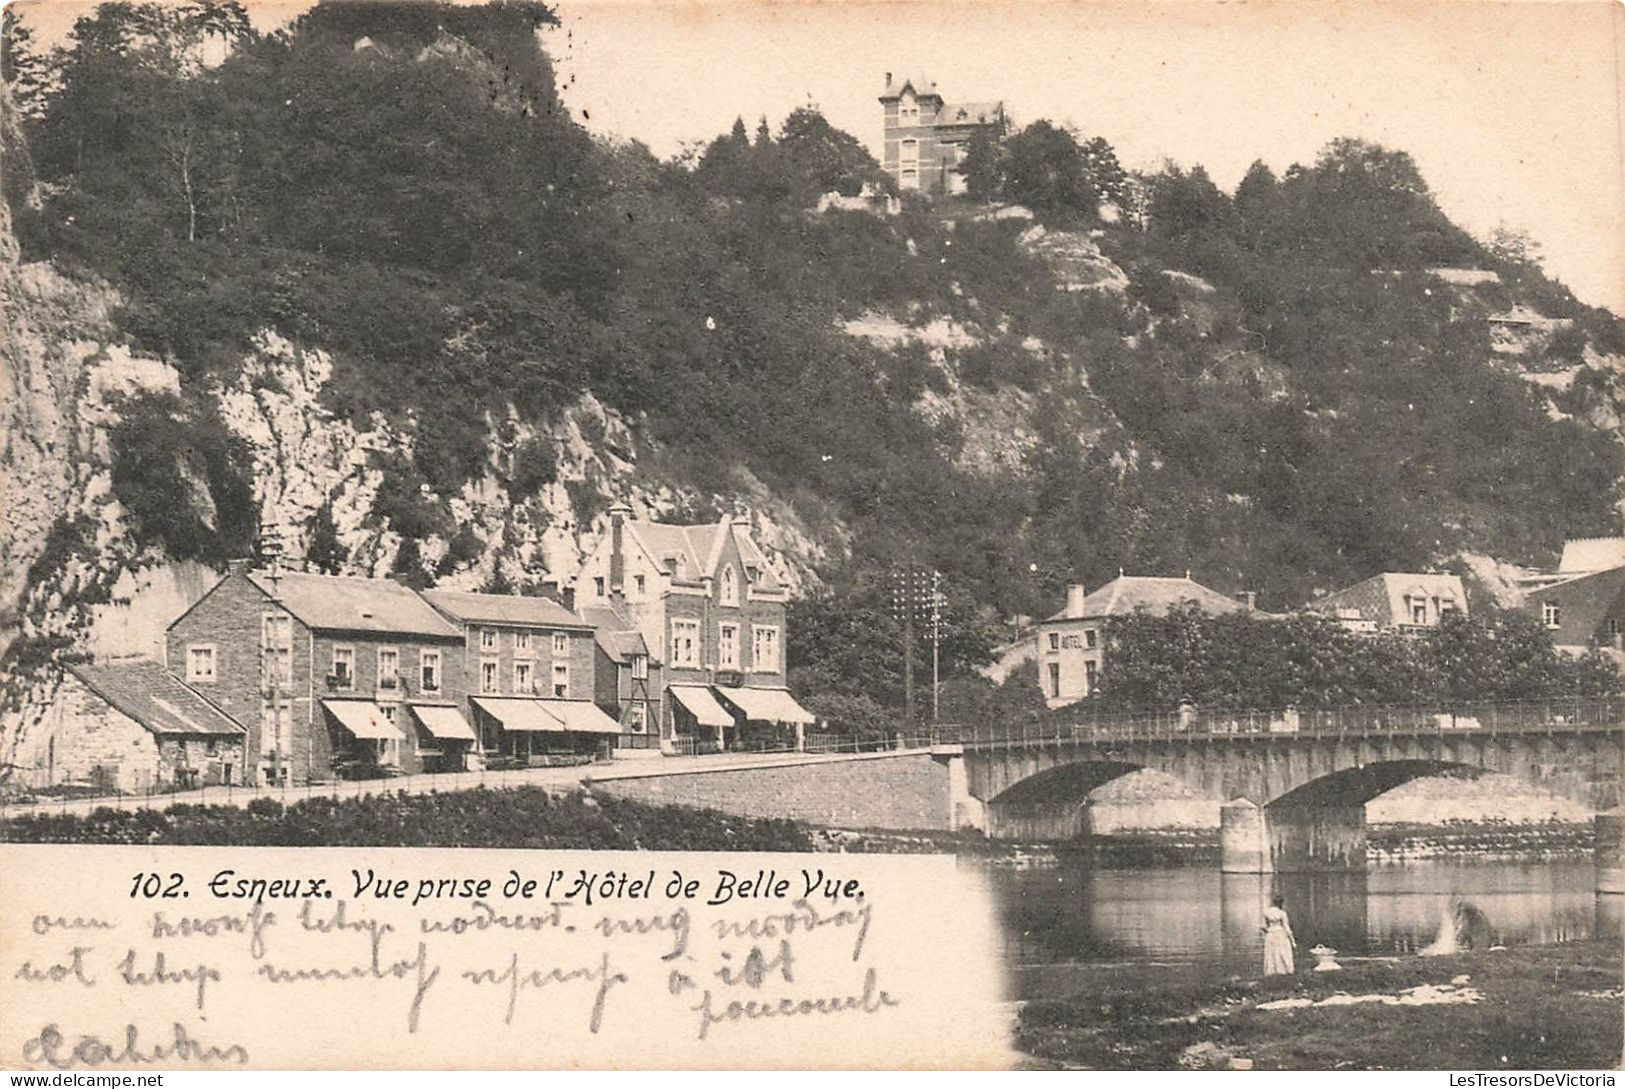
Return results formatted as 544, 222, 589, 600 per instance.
931, 568, 942, 725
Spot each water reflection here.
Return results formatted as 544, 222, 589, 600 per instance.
984, 858, 1610, 1001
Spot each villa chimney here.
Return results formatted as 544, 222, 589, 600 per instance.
609, 502, 631, 596
884, 71, 892, 89
1065, 583, 1087, 617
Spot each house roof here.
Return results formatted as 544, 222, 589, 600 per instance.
246, 571, 461, 639
624, 519, 785, 593
70, 660, 246, 737
578, 604, 650, 662
1309, 572, 1467, 624
1526, 565, 1625, 603
421, 588, 590, 630
1559, 538, 1625, 574
880, 73, 939, 101
935, 101, 1003, 126
1047, 576, 1244, 621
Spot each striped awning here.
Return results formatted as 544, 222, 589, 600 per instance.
323, 700, 404, 741
714, 686, 817, 726
411, 704, 476, 742
669, 685, 734, 728
472, 697, 564, 732
542, 701, 622, 735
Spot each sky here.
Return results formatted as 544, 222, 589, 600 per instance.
14, 0, 1625, 311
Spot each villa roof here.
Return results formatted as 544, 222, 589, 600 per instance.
1047, 575, 1243, 622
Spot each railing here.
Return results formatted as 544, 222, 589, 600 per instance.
938, 695, 1625, 750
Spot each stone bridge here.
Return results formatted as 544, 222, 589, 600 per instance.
938, 697, 1625, 874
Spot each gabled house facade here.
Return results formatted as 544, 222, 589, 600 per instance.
25, 659, 247, 794
421, 589, 618, 764
1036, 575, 1245, 709
578, 602, 659, 741
572, 505, 814, 752
1524, 567, 1625, 653
878, 73, 1004, 195
165, 564, 469, 785
1306, 572, 1467, 633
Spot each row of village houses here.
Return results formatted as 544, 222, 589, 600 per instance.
34, 505, 817, 794
1035, 537, 1625, 709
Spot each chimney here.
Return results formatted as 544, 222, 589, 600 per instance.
1065, 583, 1087, 617
1239, 590, 1257, 612
227, 557, 254, 578
884, 71, 892, 89
608, 502, 631, 597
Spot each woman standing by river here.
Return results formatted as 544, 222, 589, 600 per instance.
1262, 894, 1297, 975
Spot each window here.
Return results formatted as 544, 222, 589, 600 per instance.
1610, 618, 1622, 636
670, 619, 700, 668
721, 566, 738, 606
1047, 633, 1060, 652
900, 168, 918, 191
480, 657, 500, 694
479, 627, 498, 652
900, 139, 919, 166
628, 701, 647, 732
751, 625, 780, 672
260, 697, 292, 757
186, 644, 217, 683
631, 654, 649, 681
331, 646, 355, 689
262, 613, 293, 687
1048, 662, 1061, 698
1084, 660, 1098, 695
420, 649, 441, 693
552, 631, 569, 656
552, 662, 569, 698
514, 660, 533, 694
634, 574, 646, 597
1410, 599, 1428, 625
1084, 629, 1098, 650
719, 622, 740, 669
593, 576, 606, 598
1543, 602, 1562, 630
514, 630, 531, 655
900, 95, 919, 124
377, 647, 400, 692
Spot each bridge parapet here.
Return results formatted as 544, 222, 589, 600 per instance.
934, 695, 1623, 750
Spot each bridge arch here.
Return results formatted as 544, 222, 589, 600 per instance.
967, 727, 1624, 870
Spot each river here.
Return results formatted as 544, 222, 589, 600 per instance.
982, 857, 1623, 1002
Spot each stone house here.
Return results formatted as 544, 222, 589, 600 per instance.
165, 564, 469, 785
1524, 567, 1625, 653
1306, 572, 1467, 633
420, 589, 617, 764
878, 73, 1004, 195
1036, 575, 1245, 709
571, 505, 814, 752
27, 659, 246, 794
578, 601, 659, 743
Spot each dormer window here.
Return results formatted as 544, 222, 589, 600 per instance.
721, 566, 738, 606
900, 93, 919, 124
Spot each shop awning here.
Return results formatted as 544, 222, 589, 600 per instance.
323, 699, 404, 740
411, 704, 476, 742
541, 700, 623, 735
714, 686, 817, 726
472, 696, 565, 732
669, 685, 734, 728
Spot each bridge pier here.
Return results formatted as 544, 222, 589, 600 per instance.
1596, 808, 1624, 894
1221, 796, 1366, 873
938, 750, 987, 833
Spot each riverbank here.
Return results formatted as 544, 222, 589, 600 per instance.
1015, 940, 1624, 1070
816, 819, 1593, 863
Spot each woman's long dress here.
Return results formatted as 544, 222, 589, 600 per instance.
1262, 906, 1295, 975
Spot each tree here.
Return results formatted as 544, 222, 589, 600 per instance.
306, 500, 344, 574
775, 106, 889, 202
2, 7, 55, 122
958, 125, 1004, 201
1232, 159, 1279, 247
1001, 120, 1097, 223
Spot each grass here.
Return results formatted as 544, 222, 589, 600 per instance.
1016, 941, 1624, 1070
